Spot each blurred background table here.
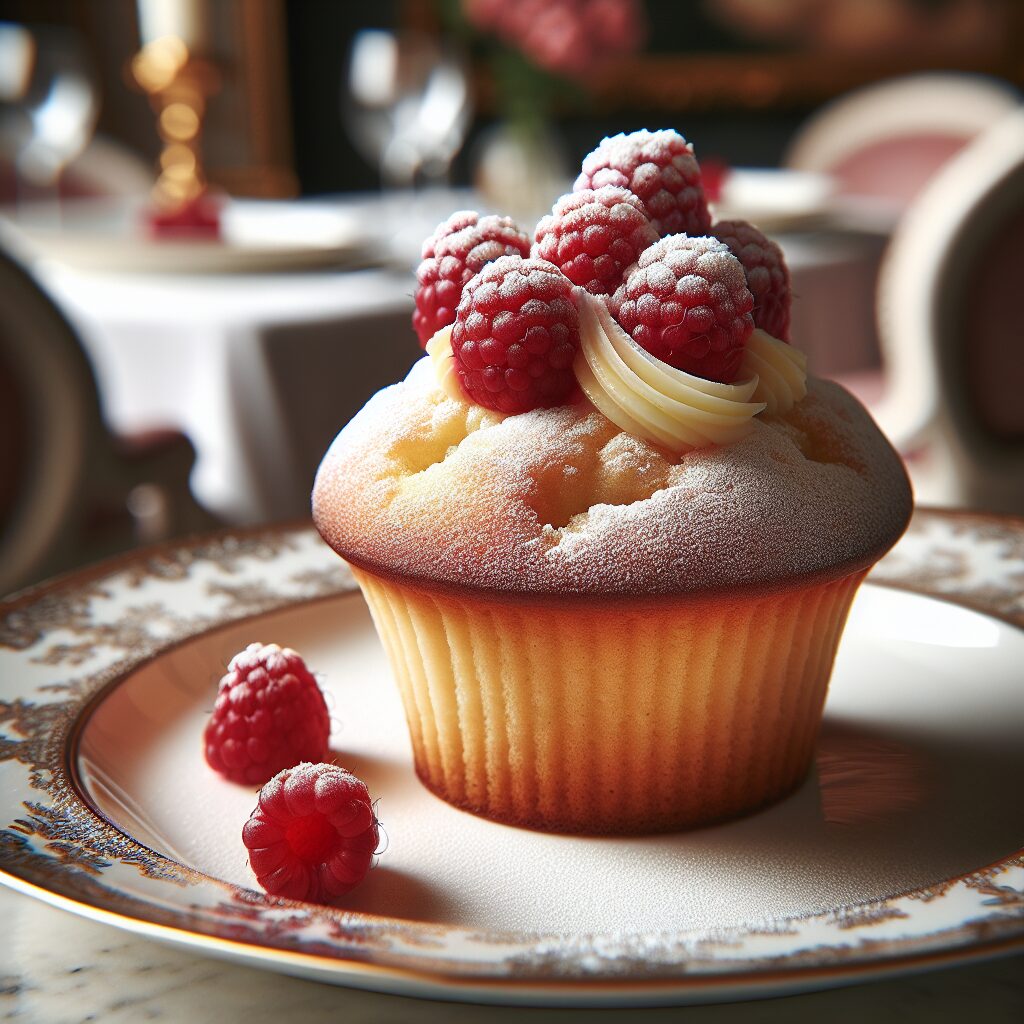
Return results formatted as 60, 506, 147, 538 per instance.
44, 266, 415, 525
28, 252, 416, 524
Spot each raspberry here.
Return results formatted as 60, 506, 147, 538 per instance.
612, 235, 754, 382
242, 762, 378, 903
533, 186, 658, 297
451, 255, 580, 414
413, 211, 531, 347
204, 643, 330, 786
711, 219, 792, 341
575, 130, 711, 238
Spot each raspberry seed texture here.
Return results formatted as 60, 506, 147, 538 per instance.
575, 129, 711, 238
533, 186, 658, 297
242, 762, 379, 903
451, 255, 581, 413
612, 235, 755, 382
413, 211, 531, 347
204, 643, 330, 786
711, 219, 792, 341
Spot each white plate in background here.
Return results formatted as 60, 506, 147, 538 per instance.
713, 168, 835, 232
0, 197, 378, 273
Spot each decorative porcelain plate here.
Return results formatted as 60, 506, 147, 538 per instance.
1, 509, 1023, 1007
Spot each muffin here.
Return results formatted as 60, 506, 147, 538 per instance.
313, 131, 912, 834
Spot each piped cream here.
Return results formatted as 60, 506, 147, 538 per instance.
426, 294, 808, 454
574, 291, 766, 454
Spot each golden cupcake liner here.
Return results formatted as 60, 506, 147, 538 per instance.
354, 568, 866, 835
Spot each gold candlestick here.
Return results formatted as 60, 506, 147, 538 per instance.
131, 35, 220, 225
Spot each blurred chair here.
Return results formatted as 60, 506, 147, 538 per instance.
869, 107, 1024, 513
0, 249, 216, 596
786, 73, 1020, 212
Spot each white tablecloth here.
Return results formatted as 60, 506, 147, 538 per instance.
36, 262, 418, 523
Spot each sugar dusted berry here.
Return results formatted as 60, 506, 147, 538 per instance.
413, 211, 531, 347
612, 235, 754, 382
451, 255, 580, 414
575, 129, 711, 238
204, 643, 330, 786
712, 219, 792, 341
533, 186, 658, 297
242, 762, 379, 903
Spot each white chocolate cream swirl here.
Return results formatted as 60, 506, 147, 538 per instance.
740, 328, 808, 416
428, 296, 807, 454
574, 291, 766, 454
426, 325, 465, 403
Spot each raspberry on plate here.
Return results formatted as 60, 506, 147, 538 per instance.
413, 211, 531, 347
533, 186, 658, 297
612, 234, 754, 383
575, 129, 711, 238
711, 219, 792, 341
203, 643, 330, 786
242, 762, 379, 903
451, 255, 580, 414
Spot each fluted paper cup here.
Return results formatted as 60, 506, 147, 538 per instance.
353, 567, 866, 835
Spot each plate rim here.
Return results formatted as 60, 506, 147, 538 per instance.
2, 507, 1024, 1005
3, 868, 1024, 1008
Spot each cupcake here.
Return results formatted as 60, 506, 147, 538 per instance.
313, 131, 912, 834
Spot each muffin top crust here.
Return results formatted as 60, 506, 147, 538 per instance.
313, 358, 912, 601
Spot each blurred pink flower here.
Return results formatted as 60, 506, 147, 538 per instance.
462, 0, 647, 79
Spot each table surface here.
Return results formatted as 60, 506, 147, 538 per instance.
2, 885, 1022, 1022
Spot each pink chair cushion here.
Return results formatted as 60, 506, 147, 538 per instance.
831, 134, 969, 204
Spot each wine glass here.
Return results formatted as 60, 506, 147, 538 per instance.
0, 22, 99, 212
343, 29, 471, 191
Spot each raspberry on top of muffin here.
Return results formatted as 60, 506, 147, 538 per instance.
412, 127, 806, 455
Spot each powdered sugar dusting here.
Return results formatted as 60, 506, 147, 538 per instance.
575, 129, 711, 237
313, 361, 912, 599
452, 255, 580, 413
712, 218, 792, 340
533, 187, 657, 297
414, 212, 531, 346
614, 234, 755, 382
